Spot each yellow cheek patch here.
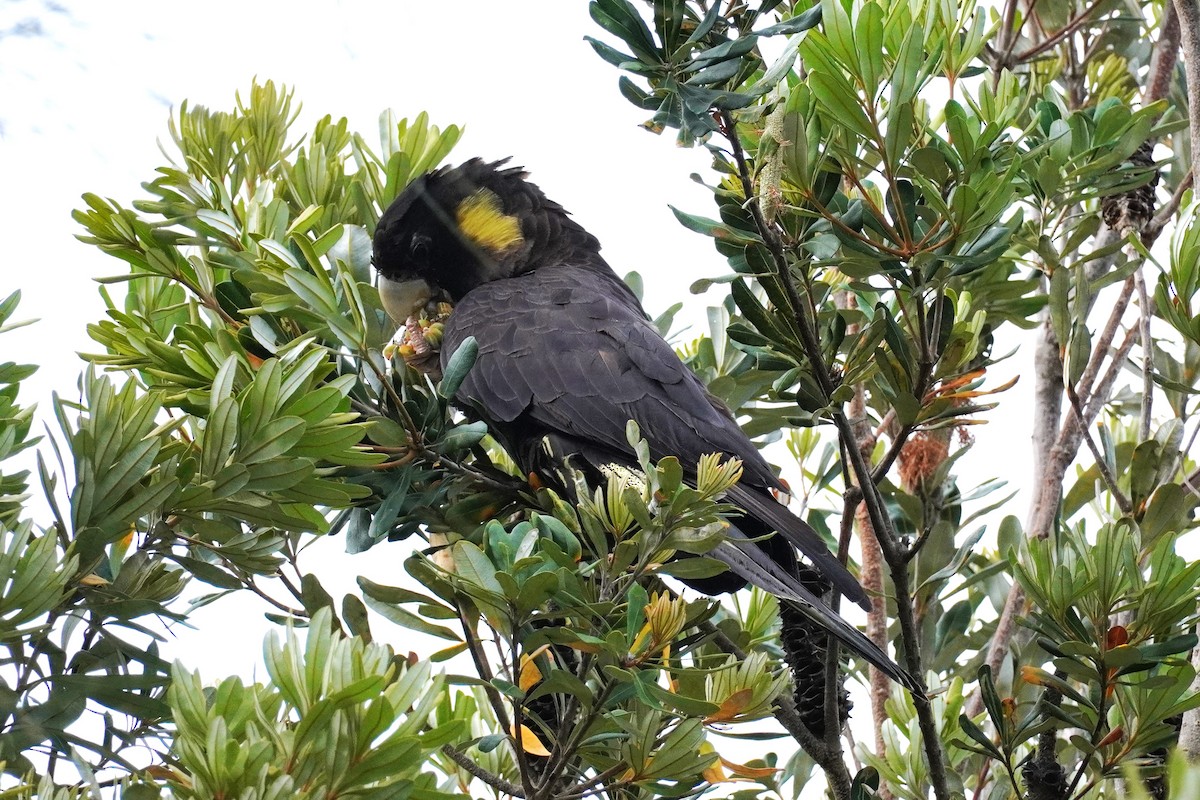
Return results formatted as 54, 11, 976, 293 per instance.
456, 188, 524, 255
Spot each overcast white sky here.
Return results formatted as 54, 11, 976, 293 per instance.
0, 0, 1038, 760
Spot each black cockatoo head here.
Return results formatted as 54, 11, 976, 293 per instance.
372, 158, 599, 322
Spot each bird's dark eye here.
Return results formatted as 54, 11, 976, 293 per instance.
409, 233, 432, 264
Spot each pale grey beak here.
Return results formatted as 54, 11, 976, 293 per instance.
378, 276, 433, 323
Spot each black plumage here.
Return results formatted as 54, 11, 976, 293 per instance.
373, 158, 918, 695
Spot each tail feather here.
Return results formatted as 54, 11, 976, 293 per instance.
726, 483, 870, 611
713, 532, 921, 694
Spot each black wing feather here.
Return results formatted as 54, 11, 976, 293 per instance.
442, 263, 868, 611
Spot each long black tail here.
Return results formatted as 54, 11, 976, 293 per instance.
710, 526, 921, 693
726, 483, 869, 610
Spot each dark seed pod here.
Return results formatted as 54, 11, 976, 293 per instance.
1024, 690, 1069, 800
1023, 751, 1069, 800
778, 566, 851, 737
1100, 140, 1160, 241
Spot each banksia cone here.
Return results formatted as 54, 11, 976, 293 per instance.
778, 566, 851, 737
387, 300, 453, 377
1023, 747, 1069, 800
1101, 140, 1160, 240
1025, 689, 1069, 800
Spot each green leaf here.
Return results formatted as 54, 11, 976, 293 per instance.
363, 594, 461, 642
238, 416, 307, 464
590, 0, 661, 63
656, 557, 729, 579
806, 70, 873, 139
451, 541, 504, 596
757, 5, 822, 36
300, 572, 336, 618
440, 336, 478, 399
436, 420, 489, 452
958, 714, 1002, 759
670, 207, 762, 245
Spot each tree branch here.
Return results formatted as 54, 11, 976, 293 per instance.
1015, 0, 1108, 61
1175, 0, 1200, 161
851, 383, 892, 765
442, 743, 526, 798
701, 619, 854, 795
1065, 383, 1133, 514
970, 231, 1138, 717
1160, 0, 1200, 755
1145, 1, 1181, 108
1146, 170, 1193, 243
717, 109, 949, 800
1135, 269, 1155, 441
1077, 275, 1137, 407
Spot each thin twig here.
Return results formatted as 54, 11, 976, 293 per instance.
1135, 269, 1155, 441
720, 108, 948, 800
508, 633, 536, 798
246, 577, 306, 617
871, 423, 916, 484
1063, 672, 1113, 798
1016, 0, 1108, 61
442, 743, 526, 797
557, 764, 628, 800
1065, 384, 1133, 513
457, 604, 514, 734
1083, 326, 1141, 428
992, 0, 1021, 73
419, 446, 520, 492
1076, 275, 1137, 406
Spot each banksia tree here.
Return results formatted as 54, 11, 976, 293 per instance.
0, 0, 1198, 798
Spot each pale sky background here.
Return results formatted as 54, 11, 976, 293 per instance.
0, 0, 1041, 787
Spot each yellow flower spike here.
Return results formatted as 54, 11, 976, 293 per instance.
644, 591, 688, 651
423, 321, 445, 348
696, 453, 743, 497
629, 622, 654, 659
